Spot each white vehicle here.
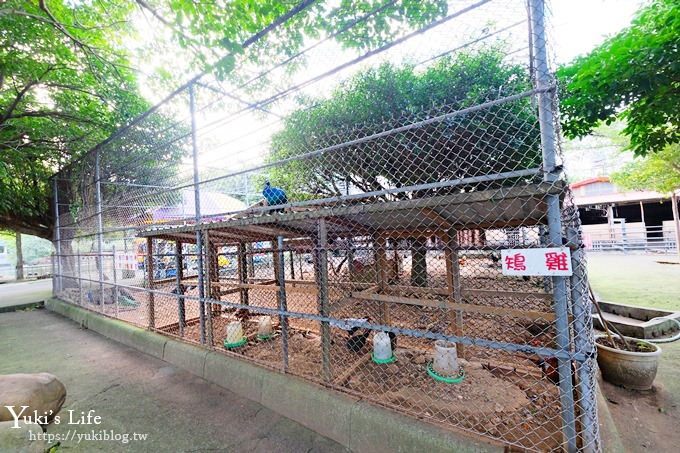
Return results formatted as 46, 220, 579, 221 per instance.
0, 241, 15, 282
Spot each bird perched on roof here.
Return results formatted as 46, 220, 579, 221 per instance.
262, 181, 287, 213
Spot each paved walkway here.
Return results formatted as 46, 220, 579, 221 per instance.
0, 309, 347, 452
0, 279, 51, 309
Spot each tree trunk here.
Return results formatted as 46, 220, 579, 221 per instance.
15, 233, 24, 280
410, 237, 428, 287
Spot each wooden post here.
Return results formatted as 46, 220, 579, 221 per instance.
146, 237, 155, 329
391, 239, 400, 284
238, 242, 249, 306
316, 219, 331, 382
272, 238, 281, 286
375, 234, 390, 324
175, 241, 185, 338
639, 201, 646, 225
444, 229, 464, 357
246, 242, 255, 277
347, 237, 355, 280
289, 250, 295, 281
211, 243, 222, 306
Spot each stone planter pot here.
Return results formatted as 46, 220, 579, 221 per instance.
595, 335, 661, 390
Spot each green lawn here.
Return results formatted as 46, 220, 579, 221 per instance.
586, 252, 680, 311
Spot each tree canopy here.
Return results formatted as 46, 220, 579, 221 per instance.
266, 48, 541, 287
0, 1, 156, 238
268, 49, 541, 199
1, 0, 450, 239
611, 144, 680, 194
558, 0, 679, 156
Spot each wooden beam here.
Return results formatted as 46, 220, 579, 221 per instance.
323, 216, 373, 235
375, 234, 390, 324
139, 183, 562, 238
333, 352, 372, 386
351, 291, 558, 321
421, 208, 451, 229
461, 288, 553, 300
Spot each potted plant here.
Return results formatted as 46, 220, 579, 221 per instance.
595, 335, 661, 390
590, 285, 662, 390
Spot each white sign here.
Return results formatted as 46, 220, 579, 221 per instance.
114, 251, 137, 271
501, 247, 572, 276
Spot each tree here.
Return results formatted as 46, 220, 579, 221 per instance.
611, 144, 680, 194
134, 0, 448, 80
268, 49, 542, 285
0, 1, 156, 239
1, 0, 450, 241
558, 0, 679, 156
611, 144, 680, 257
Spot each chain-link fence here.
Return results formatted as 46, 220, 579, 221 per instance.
51, 1, 599, 451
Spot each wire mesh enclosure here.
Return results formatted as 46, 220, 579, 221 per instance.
51, 1, 599, 451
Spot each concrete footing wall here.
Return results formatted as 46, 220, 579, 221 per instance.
46, 298, 503, 453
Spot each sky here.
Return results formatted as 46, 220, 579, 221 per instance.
551, 0, 644, 64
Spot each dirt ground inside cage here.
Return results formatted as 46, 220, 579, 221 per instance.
59, 262, 567, 450
157, 313, 564, 451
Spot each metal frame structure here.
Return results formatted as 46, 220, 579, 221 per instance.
50, 1, 600, 451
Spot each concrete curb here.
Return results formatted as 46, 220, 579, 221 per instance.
596, 377, 625, 453
46, 298, 503, 453
0, 300, 44, 313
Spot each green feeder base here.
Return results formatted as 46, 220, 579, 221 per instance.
426, 362, 465, 383
256, 334, 273, 341
371, 353, 397, 364
223, 337, 247, 349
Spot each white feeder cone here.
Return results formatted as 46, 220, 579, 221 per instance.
433, 340, 459, 377
226, 321, 244, 344
373, 332, 392, 360
257, 316, 273, 337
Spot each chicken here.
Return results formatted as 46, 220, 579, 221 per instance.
346, 327, 371, 353
533, 356, 577, 385
388, 331, 397, 351
341, 317, 371, 353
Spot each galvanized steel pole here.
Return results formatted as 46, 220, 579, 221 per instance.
52, 178, 62, 294
95, 150, 105, 311
277, 235, 289, 372
190, 82, 207, 344
529, 0, 577, 450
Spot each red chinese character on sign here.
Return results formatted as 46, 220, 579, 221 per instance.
505, 253, 526, 271
545, 251, 569, 271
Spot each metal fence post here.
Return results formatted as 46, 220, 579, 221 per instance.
52, 178, 62, 294
175, 241, 186, 338
95, 150, 105, 311
316, 219, 331, 382
277, 235, 289, 372
568, 227, 599, 452
77, 249, 83, 305
190, 82, 207, 344
112, 245, 119, 318
529, 0, 577, 450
